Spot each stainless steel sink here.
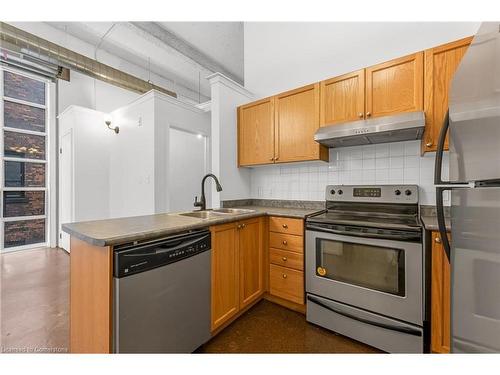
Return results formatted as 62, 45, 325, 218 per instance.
212, 208, 256, 214
178, 211, 224, 219
178, 208, 256, 219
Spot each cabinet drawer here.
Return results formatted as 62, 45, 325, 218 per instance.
269, 264, 304, 305
269, 217, 304, 236
269, 232, 303, 253
270, 248, 303, 271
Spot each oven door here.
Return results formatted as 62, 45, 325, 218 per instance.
306, 229, 423, 325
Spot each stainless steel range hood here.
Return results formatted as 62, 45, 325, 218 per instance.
314, 111, 425, 148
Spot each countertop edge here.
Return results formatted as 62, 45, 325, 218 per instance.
420, 215, 451, 232
62, 208, 314, 247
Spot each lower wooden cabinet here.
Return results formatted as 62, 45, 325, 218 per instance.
210, 217, 264, 332
431, 230, 451, 353
268, 216, 305, 307
269, 264, 304, 304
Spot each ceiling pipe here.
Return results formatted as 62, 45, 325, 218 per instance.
0, 22, 177, 98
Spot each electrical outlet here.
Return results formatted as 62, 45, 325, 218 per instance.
138, 116, 142, 127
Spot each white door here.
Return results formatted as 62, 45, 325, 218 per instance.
168, 128, 208, 212
59, 129, 73, 252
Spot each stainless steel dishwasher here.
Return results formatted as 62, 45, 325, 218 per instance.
113, 229, 211, 353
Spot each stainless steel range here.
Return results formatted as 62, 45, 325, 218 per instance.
305, 185, 426, 353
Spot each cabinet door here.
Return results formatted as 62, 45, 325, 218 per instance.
239, 218, 264, 309
238, 97, 275, 166
365, 52, 424, 118
320, 69, 365, 126
274, 83, 328, 163
211, 222, 239, 331
423, 37, 472, 153
431, 231, 451, 353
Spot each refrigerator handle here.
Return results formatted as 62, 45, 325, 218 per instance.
434, 110, 449, 185
436, 186, 451, 262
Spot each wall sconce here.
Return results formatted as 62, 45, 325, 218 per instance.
105, 119, 119, 134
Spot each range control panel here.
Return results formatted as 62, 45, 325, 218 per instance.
326, 185, 419, 204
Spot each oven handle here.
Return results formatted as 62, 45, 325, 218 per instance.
306, 224, 420, 241
307, 295, 422, 337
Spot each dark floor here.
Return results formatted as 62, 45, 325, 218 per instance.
199, 300, 380, 353
1, 247, 69, 353
1, 247, 379, 354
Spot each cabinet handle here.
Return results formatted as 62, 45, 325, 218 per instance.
282, 274, 287, 279
358, 112, 363, 118
282, 224, 288, 229
426, 141, 433, 147
237, 224, 242, 229
241, 223, 246, 228
282, 240, 288, 245
435, 236, 442, 244
282, 257, 287, 262
366, 112, 371, 117
270, 157, 275, 161
275, 156, 279, 161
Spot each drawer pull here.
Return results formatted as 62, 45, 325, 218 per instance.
282, 224, 288, 229
282, 240, 288, 245
435, 237, 442, 244
282, 274, 287, 279
282, 257, 287, 262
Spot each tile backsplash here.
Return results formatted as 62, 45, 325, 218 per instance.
250, 141, 450, 206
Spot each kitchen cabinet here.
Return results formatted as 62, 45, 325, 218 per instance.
268, 216, 305, 307
431, 230, 451, 354
423, 37, 473, 153
365, 52, 424, 119
238, 85, 328, 167
210, 217, 264, 331
320, 69, 365, 126
238, 97, 275, 166
239, 218, 264, 309
274, 83, 328, 163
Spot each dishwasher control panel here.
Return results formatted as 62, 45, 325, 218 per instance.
113, 230, 211, 278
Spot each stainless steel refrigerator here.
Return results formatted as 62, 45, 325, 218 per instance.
434, 22, 500, 353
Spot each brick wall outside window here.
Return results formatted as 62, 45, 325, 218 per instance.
4, 219, 45, 248
4, 100, 46, 132
4, 131, 46, 160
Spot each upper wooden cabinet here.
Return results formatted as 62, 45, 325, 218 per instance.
423, 37, 473, 153
274, 83, 327, 163
238, 85, 328, 167
365, 52, 424, 118
238, 97, 275, 166
320, 69, 365, 126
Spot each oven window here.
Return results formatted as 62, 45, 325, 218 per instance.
316, 238, 405, 296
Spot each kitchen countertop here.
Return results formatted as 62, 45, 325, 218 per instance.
62, 205, 320, 247
420, 215, 451, 232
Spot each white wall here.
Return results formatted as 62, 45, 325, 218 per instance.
250, 141, 450, 206
58, 106, 113, 222
244, 22, 480, 97
209, 73, 254, 206
58, 70, 139, 115
108, 90, 210, 218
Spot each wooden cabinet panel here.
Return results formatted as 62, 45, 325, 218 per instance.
423, 37, 473, 153
239, 218, 264, 309
211, 222, 239, 331
269, 216, 304, 236
269, 232, 303, 253
238, 97, 275, 166
365, 52, 424, 118
320, 69, 365, 125
431, 231, 451, 354
270, 248, 304, 271
274, 83, 328, 163
269, 264, 304, 305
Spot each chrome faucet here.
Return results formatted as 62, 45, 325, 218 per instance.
194, 173, 223, 211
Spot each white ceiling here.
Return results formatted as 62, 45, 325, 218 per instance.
47, 22, 244, 101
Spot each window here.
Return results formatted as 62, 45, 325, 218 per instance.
1, 68, 50, 251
